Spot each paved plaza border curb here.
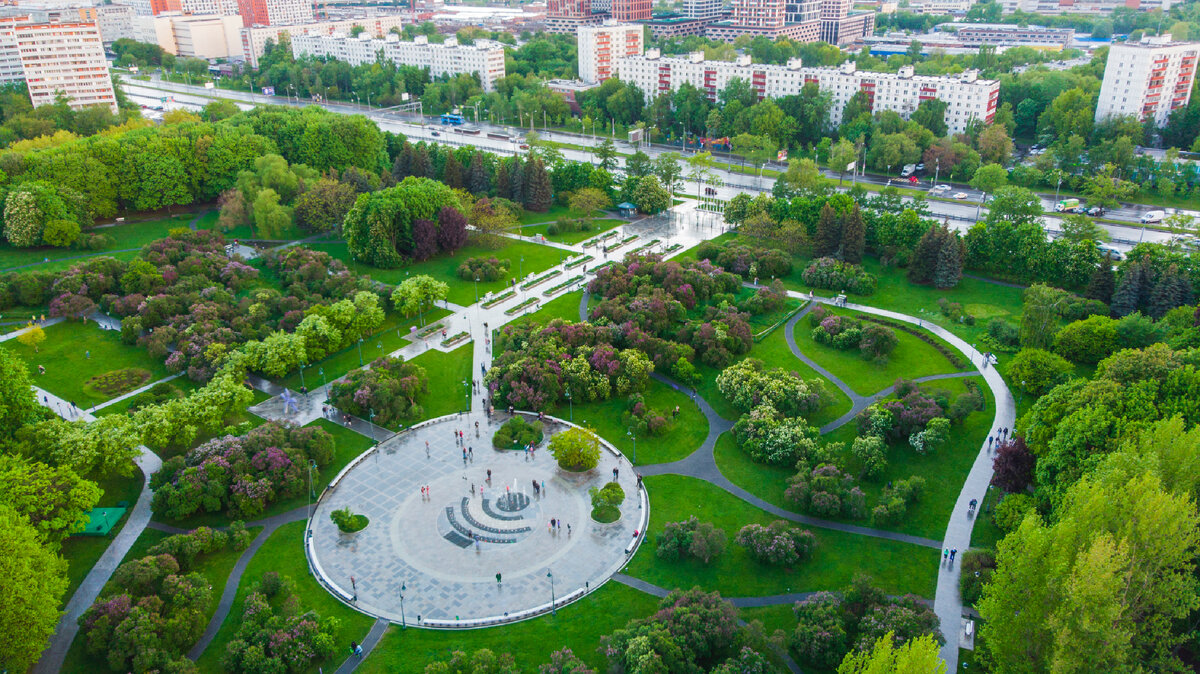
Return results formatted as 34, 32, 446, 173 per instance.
304, 410, 649, 629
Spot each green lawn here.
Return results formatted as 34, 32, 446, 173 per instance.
790, 307, 967, 395
359, 582, 660, 673
308, 239, 570, 306
93, 377, 202, 417
516, 204, 579, 225
713, 377, 993, 541
0, 211, 197, 272
195, 208, 310, 242
408, 342, 474, 422
624, 475, 938, 598
520, 218, 626, 245
552, 376, 708, 465
693, 326, 852, 428
7, 320, 173, 408
59, 467, 145, 599
970, 483, 1006, 552
196, 520, 376, 673
62, 524, 261, 673
507, 290, 585, 328
275, 309, 452, 392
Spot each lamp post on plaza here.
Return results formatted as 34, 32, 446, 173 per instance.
357, 337, 365, 367
627, 427, 636, 464
319, 367, 327, 391
547, 571, 556, 616
399, 582, 407, 629
565, 387, 573, 422
474, 275, 480, 302
463, 379, 470, 411
299, 362, 307, 391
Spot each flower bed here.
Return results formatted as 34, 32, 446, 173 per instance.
504, 298, 539, 315
441, 331, 470, 348
858, 314, 969, 369
521, 269, 562, 290
586, 231, 619, 247
627, 239, 662, 256
663, 243, 682, 254
543, 275, 584, 297
416, 322, 445, 339
591, 261, 616, 274
481, 290, 516, 309
565, 255, 594, 270
607, 235, 639, 252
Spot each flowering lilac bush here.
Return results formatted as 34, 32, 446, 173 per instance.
786, 462, 868, 520
328, 356, 428, 426
856, 387, 946, 443
223, 572, 340, 673
801, 257, 877, 295
150, 421, 334, 520
735, 520, 816, 566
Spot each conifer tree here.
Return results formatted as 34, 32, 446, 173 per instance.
411, 145, 430, 179
814, 204, 841, 258
468, 152, 489, 194
496, 159, 511, 198
524, 156, 552, 212
908, 222, 944, 284
1085, 252, 1116, 304
509, 157, 525, 204
934, 229, 963, 289
841, 205, 866, 264
1110, 259, 1145, 317
443, 151, 464, 189
1148, 263, 1189, 319
392, 143, 412, 181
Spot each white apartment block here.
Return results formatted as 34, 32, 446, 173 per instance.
236, 0, 315, 27
15, 22, 117, 114
577, 21, 643, 84
1096, 35, 1197, 128
0, 16, 29, 83
95, 4, 136, 43
1001, 0, 1172, 13
615, 51, 998, 134
291, 33, 507, 91
136, 12, 243, 58
239, 14, 406, 66
182, 0, 240, 15
682, 0, 723, 19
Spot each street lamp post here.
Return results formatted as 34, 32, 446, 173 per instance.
474, 275, 480, 302
565, 387, 573, 422
547, 571, 556, 616
299, 362, 307, 391
368, 408, 377, 442
520, 256, 524, 279
306, 459, 317, 517
627, 427, 636, 464
400, 582, 407, 629
933, 157, 940, 187
319, 367, 327, 391
357, 337, 364, 367
463, 379, 470, 411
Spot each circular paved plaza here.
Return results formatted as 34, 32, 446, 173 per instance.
308, 410, 645, 626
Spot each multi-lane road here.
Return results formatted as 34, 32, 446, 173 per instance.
120, 75, 1180, 250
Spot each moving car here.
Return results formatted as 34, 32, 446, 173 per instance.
1087, 206, 1103, 217
953, 192, 968, 199
1141, 210, 1165, 224
934, 184, 951, 191
430, 131, 440, 137
1096, 243, 1124, 261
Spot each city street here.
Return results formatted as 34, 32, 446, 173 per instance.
121, 75, 1178, 250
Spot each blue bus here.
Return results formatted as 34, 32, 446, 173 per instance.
440, 113, 465, 125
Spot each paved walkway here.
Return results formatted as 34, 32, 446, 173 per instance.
33, 446, 161, 674
91, 372, 185, 411
0, 316, 64, 342
335, 618, 390, 673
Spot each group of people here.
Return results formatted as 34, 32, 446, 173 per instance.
985, 426, 1011, 453
547, 518, 570, 536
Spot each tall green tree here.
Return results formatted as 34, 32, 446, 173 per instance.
814, 204, 842, 258
1085, 252, 1116, 304
934, 230, 963, 289
0, 504, 67, 673
841, 206, 865, 264
523, 155, 552, 212
911, 98, 948, 137
829, 139, 858, 185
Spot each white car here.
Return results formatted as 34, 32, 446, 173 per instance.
953, 192, 968, 199
1141, 210, 1165, 224
935, 184, 951, 191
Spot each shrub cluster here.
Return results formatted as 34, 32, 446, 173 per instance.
871, 476, 925, 524
328, 356, 428, 427
716, 358, 829, 419
150, 421, 335, 520
492, 416, 545, 449
735, 520, 816, 566
330, 507, 369, 533
655, 516, 727, 564
621, 392, 671, 437
730, 404, 823, 466
223, 572, 341, 673
457, 256, 510, 282
546, 217, 593, 235
785, 462, 867, 519
857, 314, 968, 369
987, 318, 1020, 347
810, 311, 898, 362
855, 389, 944, 444
937, 297, 975, 325
695, 240, 793, 279
801, 257, 877, 295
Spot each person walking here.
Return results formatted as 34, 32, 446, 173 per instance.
943, 548, 949, 564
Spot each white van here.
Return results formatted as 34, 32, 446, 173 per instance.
1141, 210, 1165, 224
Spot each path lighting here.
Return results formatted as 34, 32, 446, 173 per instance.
547, 571, 556, 616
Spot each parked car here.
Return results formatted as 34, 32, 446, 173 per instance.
430, 131, 440, 137
953, 192, 968, 199
1141, 210, 1165, 224
908, 176, 920, 184
519, 144, 529, 150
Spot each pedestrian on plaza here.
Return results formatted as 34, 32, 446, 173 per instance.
612, 467, 619, 480
85, 350, 90, 359
987, 436, 993, 448
468, 446, 473, 460
350, 642, 360, 657
567, 523, 571, 535
533, 480, 540, 495
486, 469, 492, 482
950, 548, 957, 562
943, 548, 949, 564
471, 483, 476, 495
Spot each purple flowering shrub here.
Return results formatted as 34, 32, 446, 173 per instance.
621, 392, 671, 437
223, 572, 340, 673
735, 520, 816, 567
856, 386, 946, 443
786, 462, 868, 520
328, 356, 428, 426
150, 421, 334, 520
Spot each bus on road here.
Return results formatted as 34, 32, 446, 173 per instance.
440, 113, 466, 125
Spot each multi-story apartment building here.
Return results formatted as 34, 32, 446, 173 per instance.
935, 23, 1073, 49
236, 0, 314, 27
546, 0, 600, 33
611, 0, 650, 21
291, 33, 507, 91
182, 0, 241, 15
95, 4, 136, 43
239, 14, 406, 66
578, 21, 643, 83
705, 0, 871, 44
135, 12, 243, 58
0, 16, 27, 83
616, 50, 998, 134
1096, 35, 1198, 128
682, 0, 723, 19
14, 21, 117, 113
1001, 0, 1172, 14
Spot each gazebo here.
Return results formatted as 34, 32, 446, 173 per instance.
617, 202, 637, 217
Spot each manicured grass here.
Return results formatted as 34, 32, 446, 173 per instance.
275, 309, 452, 392
408, 342, 474, 422
0, 211, 196, 272
507, 290, 585, 328
7, 320, 173, 408
62, 524, 261, 673
359, 582, 660, 673
739, 604, 799, 640
516, 204, 579, 225
196, 520, 376, 673
520, 218, 625, 245
59, 466, 145, 599
93, 377, 203, 417
789, 307, 967, 395
714, 377, 993, 541
969, 483, 1006, 552
308, 239, 571, 306
624, 475, 938, 598
552, 376, 708, 465
693, 326, 853, 428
